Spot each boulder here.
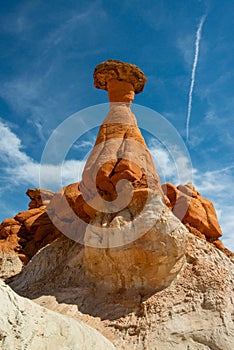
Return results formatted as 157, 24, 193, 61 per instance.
0, 279, 116, 350
162, 182, 222, 239
0, 253, 23, 279
162, 182, 234, 258
26, 188, 54, 208
93, 59, 146, 94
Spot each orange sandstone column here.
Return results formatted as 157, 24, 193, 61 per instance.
79, 59, 165, 218
107, 79, 135, 103
81, 61, 187, 293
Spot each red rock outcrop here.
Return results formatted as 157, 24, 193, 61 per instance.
26, 188, 54, 208
0, 188, 60, 268
162, 182, 233, 257
93, 59, 146, 95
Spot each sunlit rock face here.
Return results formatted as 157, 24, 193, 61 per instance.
78, 60, 188, 293
0, 188, 59, 276
0, 279, 116, 350
83, 193, 188, 293
162, 182, 233, 257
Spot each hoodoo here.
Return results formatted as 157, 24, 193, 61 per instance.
78, 59, 188, 292
1, 60, 233, 350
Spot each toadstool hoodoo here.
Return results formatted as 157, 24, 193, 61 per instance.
79, 59, 188, 293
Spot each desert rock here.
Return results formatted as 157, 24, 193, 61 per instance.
8, 232, 234, 350
0, 253, 22, 279
26, 188, 54, 208
162, 182, 233, 257
0, 189, 60, 274
93, 59, 146, 94
0, 279, 116, 350
162, 182, 222, 239
76, 60, 188, 292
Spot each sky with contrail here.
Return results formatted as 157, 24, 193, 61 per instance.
186, 15, 206, 142
0, 2, 233, 250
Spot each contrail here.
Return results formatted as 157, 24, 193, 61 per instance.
208, 165, 234, 175
186, 15, 206, 142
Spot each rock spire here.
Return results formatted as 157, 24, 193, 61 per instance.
77, 60, 188, 292
80, 59, 164, 222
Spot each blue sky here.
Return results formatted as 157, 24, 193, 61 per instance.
0, 0, 233, 250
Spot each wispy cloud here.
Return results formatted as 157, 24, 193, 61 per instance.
0, 120, 85, 191
186, 15, 206, 141
42, 9, 95, 52
0, 1, 38, 36
177, 34, 194, 67
0, 77, 43, 116
149, 139, 193, 185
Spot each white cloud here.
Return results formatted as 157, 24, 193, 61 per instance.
193, 167, 234, 251
0, 120, 30, 165
150, 146, 175, 180
193, 166, 234, 199
0, 76, 52, 145
219, 208, 234, 249
72, 139, 95, 151
149, 141, 193, 185
0, 77, 45, 117
177, 34, 194, 67
0, 120, 84, 191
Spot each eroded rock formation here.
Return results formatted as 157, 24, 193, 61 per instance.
0, 188, 60, 276
0, 279, 116, 350
77, 60, 187, 292
9, 233, 234, 350
24, 60, 186, 294
1, 59, 233, 350
93, 59, 146, 95
163, 182, 233, 257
